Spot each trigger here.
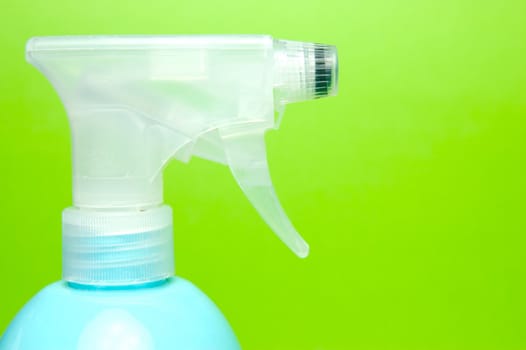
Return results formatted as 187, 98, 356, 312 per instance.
220, 128, 309, 258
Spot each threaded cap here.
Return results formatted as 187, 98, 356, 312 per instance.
62, 205, 174, 286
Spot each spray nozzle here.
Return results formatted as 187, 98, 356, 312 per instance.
26, 35, 338, 284
274, 40, 338, 104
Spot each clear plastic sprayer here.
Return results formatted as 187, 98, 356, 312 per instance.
26, 35, 338, 286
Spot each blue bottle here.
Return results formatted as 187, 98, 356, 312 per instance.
0, 206, 240, 349
1, 35, 338, 349
1, 279, 239, 349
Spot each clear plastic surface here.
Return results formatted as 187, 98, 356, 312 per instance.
62, 205, 173, 286
26, 35, 338, 270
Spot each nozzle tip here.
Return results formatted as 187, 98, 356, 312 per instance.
314, 44, 338, 99
274, 40, 339, 104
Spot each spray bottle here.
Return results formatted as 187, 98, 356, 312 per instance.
0, 35, 338, 349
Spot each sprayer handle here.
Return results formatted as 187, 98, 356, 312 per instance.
219, 126, 309, 258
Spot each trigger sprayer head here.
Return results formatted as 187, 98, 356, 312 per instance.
26, 35, 338, 286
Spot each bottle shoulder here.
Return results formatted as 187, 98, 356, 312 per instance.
1, 278, 240, 350
40, 277, 203, 300
26, 278, 198, 308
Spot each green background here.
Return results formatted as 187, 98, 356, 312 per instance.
1, 0, 525, 349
